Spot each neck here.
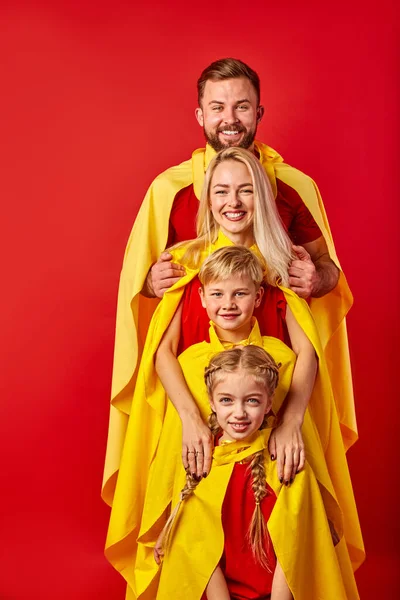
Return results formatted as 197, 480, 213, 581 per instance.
214, 321, 253, 345
220, 227, 255, 248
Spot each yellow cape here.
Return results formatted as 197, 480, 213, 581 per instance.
155, 432, 358, 600
104, 234, 364, 598
103, 142, 356, 506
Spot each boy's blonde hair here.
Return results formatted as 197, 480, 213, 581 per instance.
198, 246, 265, 289
161, 346, 280, 572
172, 147, 293, 286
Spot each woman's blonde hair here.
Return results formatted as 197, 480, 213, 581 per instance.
173, 147, 293, 286
161, 346, 280, 571
198, 245, 265, 289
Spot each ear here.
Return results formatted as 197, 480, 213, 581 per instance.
256, 105, 265, 124
254, 285, 264, 308
195, 107, 204, 127
209, 400, 216, 412
199, 286, 207, 308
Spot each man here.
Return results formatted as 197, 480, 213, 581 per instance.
102, 58, 357, 509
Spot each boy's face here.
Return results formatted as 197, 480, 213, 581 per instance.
210, 368, 271, 441
199, 273, 263, 339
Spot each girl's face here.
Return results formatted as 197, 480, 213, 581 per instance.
210, 368, 271, 442
209, 159, 255, 246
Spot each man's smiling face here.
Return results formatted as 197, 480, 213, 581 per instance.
195, 77, 264, 152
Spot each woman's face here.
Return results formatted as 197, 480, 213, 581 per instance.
209, 159, 255, 246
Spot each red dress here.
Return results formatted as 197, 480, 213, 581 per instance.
221, 461, 277, 599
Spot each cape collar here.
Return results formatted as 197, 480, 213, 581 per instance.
213, 428, 271, 466
192, 140, 283, 200
208, 317, 263, 351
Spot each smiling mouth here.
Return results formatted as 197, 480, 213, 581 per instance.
229, 422, 250, 431
223, 211, 246, 221
219, 313, 240, 320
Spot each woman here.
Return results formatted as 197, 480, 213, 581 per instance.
105, 149, 363, 598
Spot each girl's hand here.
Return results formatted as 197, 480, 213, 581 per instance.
268, 418, 305, 485
181, 413, 214, 479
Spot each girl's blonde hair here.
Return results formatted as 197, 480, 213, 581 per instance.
198, 245, 265, 289
172, 147, 293, 286
161, 346, 280, 571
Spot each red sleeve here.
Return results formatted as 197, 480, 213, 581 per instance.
167, 184, 198, 247
275, 178, 322, 245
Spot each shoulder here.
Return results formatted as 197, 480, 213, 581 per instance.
178, 341, 212, 367
151, 157, 193, 192
261, 336, 296, 361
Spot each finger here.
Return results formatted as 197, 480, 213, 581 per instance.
159, 252, 173, 261
297, 447, 306, 473
291, 447, 300, 482
276, 450, 285, 484
283, 451, 294, 485
187, 449, 197, 478
289, 285, 309, 299
268, 432, 277, 461
288, 266, 307, 278
182, 446, 189, 470
156, 263, 185, 276
157, 276, 184, 290
154, 549, 160, 565
292, 245, 311, 261
194, 445, 204, 478
202, 442, 213, 477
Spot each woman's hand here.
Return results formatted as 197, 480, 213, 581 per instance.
268, 417, 305, 485
181, 413, 214, 479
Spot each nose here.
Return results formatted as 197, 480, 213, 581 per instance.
221, 294, 237, 310
227, 192, 242, 207
223, 106, 239, 125
233, 404, 247, 419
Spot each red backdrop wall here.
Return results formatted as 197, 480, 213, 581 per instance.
1, 1, 398, 598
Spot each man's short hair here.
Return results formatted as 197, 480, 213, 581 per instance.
197, 58, 261, 106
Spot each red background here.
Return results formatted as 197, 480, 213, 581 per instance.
1, 1, 398, 598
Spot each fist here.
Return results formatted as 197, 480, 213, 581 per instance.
288, 245, 316, 298
151, 252, 185, 298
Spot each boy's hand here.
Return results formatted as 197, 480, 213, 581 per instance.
181, 413, 214, 479
268, 418, 305, 485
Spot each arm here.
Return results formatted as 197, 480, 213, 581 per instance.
289, 236, 340, 299
268, 305, 317, 485
155, 302, 213, 478
205, 565, 231, 600
141, 252, 185, 298
271, 560, 293, 600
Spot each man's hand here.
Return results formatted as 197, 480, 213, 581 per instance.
288, 245, 317, 298
142, 252, 185, 298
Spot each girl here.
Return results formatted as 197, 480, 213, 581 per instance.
154, 346, 349, 600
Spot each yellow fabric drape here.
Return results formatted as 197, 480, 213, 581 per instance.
103, 142, 357, 508
105, 233, 364, 598
154, 431, 358, 599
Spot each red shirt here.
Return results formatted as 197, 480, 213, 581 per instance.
178, 277, 289, 354
221, 461, 277, 599
167, 180, 322, 248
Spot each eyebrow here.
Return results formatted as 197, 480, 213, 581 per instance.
207, 286, 251, 292
212, 182, 253, 189
208, 99, 251, 106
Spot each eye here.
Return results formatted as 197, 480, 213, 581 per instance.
237, 104, 249, 111
220, 397, 233, 404
247, 397, 260, 405
212, 105, 223, 111
210, 292, 223, 297
215, 190, 228, 195
240, 188, 253, 194
235, 291, 246, 297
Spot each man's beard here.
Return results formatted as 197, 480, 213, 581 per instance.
204, 126, 257, 152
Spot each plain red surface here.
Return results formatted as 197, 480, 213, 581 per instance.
0, 1, 399, 598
